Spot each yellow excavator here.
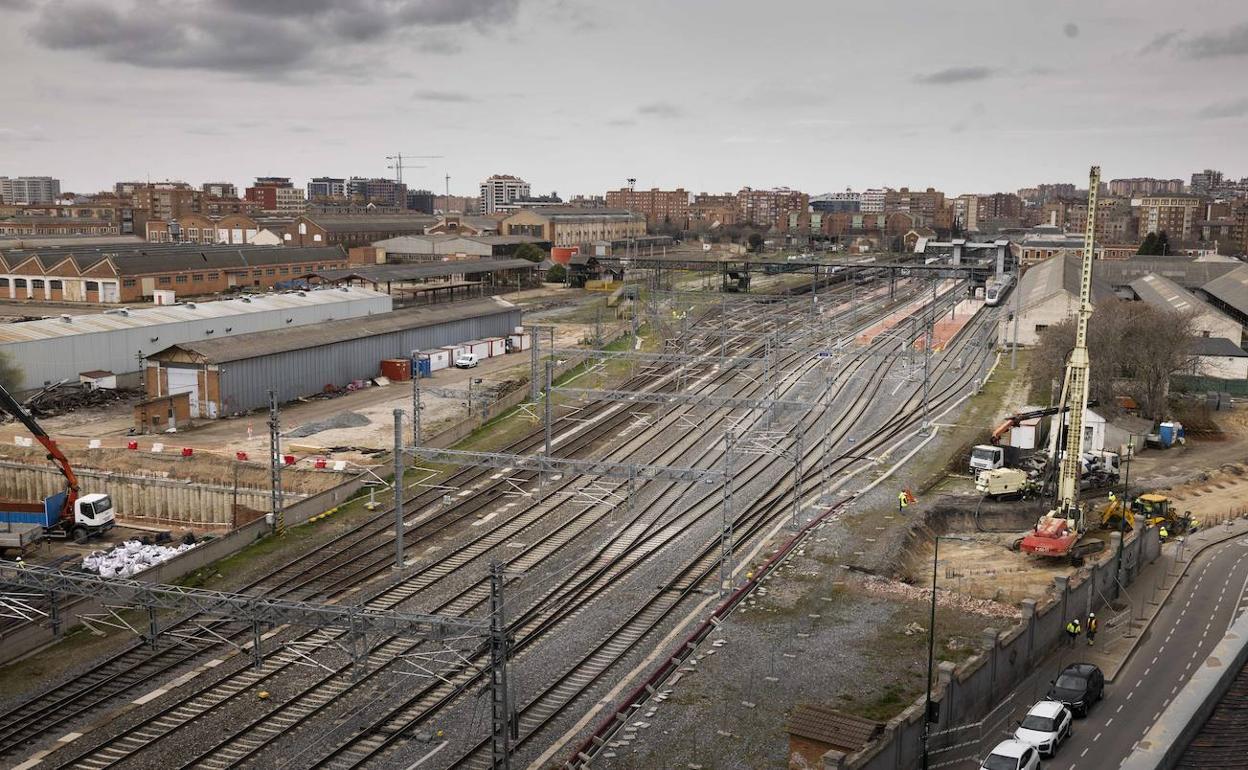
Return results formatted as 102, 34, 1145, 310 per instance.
1099, 493, 1194, 535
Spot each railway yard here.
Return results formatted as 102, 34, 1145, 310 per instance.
0, 261, 1232, 770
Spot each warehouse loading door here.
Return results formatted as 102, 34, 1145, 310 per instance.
166, 367, 201, 418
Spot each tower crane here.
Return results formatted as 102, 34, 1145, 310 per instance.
1020, 165, 1104, 561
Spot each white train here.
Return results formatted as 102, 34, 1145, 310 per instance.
984, 273, 1015, 306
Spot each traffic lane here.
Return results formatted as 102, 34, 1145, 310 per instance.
1054, 537, 1248, 769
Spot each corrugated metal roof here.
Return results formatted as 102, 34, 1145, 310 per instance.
1130, 273, 1214, 316
0, 287, 389, 344
307, 215, 436, 233
1097, 257, 1239, 289
309, 259, 535, 283
1017, 255, 1114, 309
158, 296, 517, 363
1191, 336, 1247, 357
1202, 265, 1248, 318
0, 243, 346, 275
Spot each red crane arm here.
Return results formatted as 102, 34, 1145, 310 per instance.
0, 383, 78, 520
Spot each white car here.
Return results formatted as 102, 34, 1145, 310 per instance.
454, 352, 479, 369
980, 739, 1041, 770
1014, 699, 1072, 757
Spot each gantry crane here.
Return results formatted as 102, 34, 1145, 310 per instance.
1021, 165, 1102, 560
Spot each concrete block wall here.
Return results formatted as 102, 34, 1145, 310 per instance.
846, 526, 1161, 770
0, 460, 293, 527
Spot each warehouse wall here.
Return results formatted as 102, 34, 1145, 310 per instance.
1, 289, 392, 391
218, 306, 522, 414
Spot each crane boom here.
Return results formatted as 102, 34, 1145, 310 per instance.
0, 382, 79, 521
1056, 165, 1100, 515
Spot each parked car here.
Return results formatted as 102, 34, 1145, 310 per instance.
979, 739, 1041, 770
1047, 662, 1105, 717
1014, 699, 1072, 757
454, 352, 479, 369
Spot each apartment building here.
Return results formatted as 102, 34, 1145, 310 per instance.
1108, 178, 1184, 196
307, 177, 348, 200
737, 187, 808, 226
604, 187, 691, 227
690, 193, 740, 227
0, 176, 61, 204
480, 175, 531, 214
348, 177, 407, 208
245, 177, 307, 217
201, 182, 238, 198
859, 188, 889, 213
1137, 195, 1203, 242
883, 187, 945, 223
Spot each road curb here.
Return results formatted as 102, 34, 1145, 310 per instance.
1107, 521, 1248, 682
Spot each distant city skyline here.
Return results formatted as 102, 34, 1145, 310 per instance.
1, 1, 1246, 196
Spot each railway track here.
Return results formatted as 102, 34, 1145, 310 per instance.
14, 277, 957, 770
1, 289, 859, 764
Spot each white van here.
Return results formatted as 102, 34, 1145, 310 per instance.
454, 352, 479, 369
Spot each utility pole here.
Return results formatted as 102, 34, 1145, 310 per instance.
529, 326, 540, 402
489, 560, 514, 769
393, 409, 405, 571
544, 360, 554, 457
1011, 266, 1021, 370
267, 390, 284, 536
412, 371, 423, 447
923, 279, 935, 434
791, 421, 804, 529
719, 430, 736, 595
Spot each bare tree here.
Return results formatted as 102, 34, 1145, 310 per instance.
0, 351, 21, 393
1028, 299, 1195, 422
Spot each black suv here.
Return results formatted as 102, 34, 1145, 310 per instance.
1047, 663, 1105, 717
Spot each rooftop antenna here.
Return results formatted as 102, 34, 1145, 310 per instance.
627, 177, 636, 191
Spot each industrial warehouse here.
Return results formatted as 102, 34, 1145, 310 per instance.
0, 286, 391, 390
141, 296, 520, 416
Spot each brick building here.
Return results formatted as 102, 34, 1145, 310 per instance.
1108, 178, 1184, 196
737, 187, 808, 225
1136, 194, 1203, 242
245, 177, 306, 217
690, 193, 740, 227
144, 214, 265, 245
883, 187, 945, 223
284, 214, 436, 248
604, 187, 690, 228
501, 208, 645, 247
201, 182, 238, 198
0, 244, 348, 303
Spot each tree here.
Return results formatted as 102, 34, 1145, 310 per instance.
0, 351, 20, 392
1156, 230, 1170, 256
747, 232, 764, 253
1029, 299, 1196, 423
514, 243, 546, 263
545, 264, 567, 283
1137, 232, 1158, 255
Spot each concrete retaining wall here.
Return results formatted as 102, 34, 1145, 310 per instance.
840, 526, 1162, 770
0, 459, 303, 528
0, 472, 371, 666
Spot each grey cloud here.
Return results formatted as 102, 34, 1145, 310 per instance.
1180, 22, 1248, 59
27, 0, 517, 75
1063, 22, 1079, 38
1139, 30, 1181, 55
606, 118, 636, 127
913, 66, 996, 85
1198, 97, 1248, 119
0, 0, 34, 9
413, 89, 476, 103
637, 102, 682, 118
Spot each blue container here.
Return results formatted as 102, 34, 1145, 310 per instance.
416, 358, 432, 378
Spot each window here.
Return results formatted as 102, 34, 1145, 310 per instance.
175, 275, 188, 283
265, 268, 275, 276
1034, 324, 1048, 334
192, 273, 204, 282
207, 272, 219, 280
0, 278, 7, 287
85, 281, 99, 291
31, 279, 44, 289
187, 227, 199, 239
14, 279, 26, 288
158, 276, 171, 285
49, 280, 62, 290
123, 279, 136, 287
252, 270, 262, 277
279, 267, 289, 275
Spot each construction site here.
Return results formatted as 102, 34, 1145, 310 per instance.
0, 173, 1246, 770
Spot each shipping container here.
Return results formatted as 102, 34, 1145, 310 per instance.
419, 348, 451, 372
380, 358, 412, 381
486, 337, 507, 357
462, 340, 491, 359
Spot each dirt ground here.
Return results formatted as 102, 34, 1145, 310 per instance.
0, 322, 605, 466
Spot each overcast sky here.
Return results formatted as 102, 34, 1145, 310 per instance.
1, 0, 1246, 198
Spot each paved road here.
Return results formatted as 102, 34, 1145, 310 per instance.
944, 531, 1248, 769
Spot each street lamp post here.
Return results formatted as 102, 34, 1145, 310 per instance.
923, 535, 972, 770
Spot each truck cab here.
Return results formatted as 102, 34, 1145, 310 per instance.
970, 445, 1005, 473
75, 493, 116, 532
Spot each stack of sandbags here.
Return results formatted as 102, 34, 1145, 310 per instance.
81, 539, 199, 578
